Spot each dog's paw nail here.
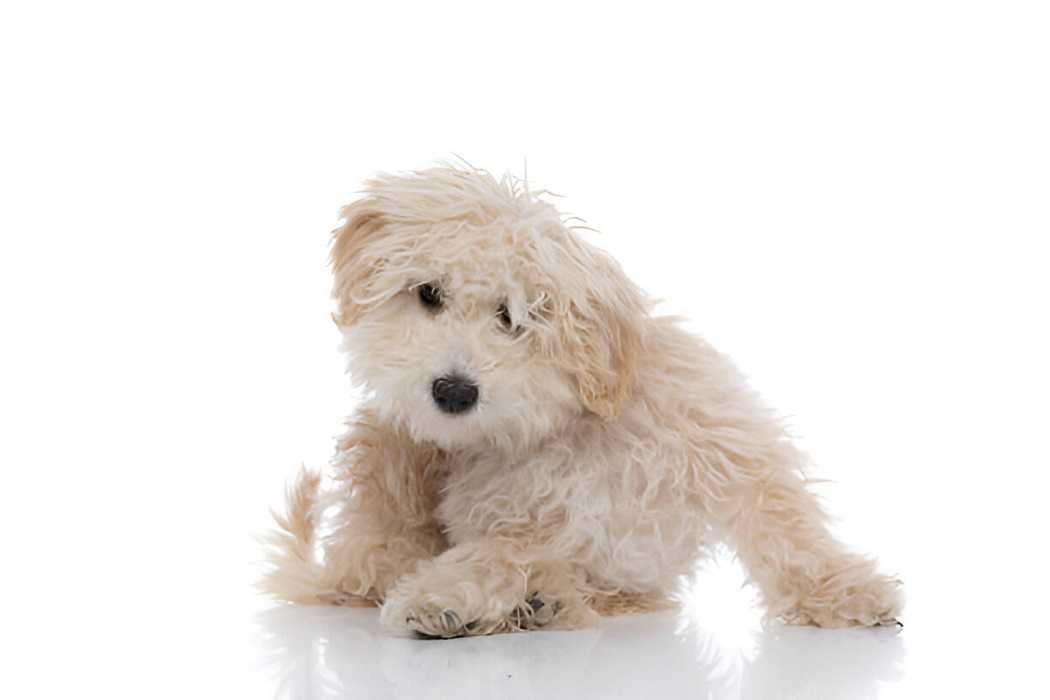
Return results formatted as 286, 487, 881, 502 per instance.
441, 610, 462, 630
872, 617, 903, 631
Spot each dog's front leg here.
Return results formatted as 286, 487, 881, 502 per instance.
711, 448, 903, 627
379, 540, 598, 638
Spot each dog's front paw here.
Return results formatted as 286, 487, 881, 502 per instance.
783, 571, 904, 628
378, 541, 600, 637
379, 578, 487, 638
380, 584, 567, 638
404, 606, 472, 639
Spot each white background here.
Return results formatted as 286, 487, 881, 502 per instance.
2, 1, 1048, 697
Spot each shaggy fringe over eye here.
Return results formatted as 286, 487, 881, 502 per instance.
532, 242, 649, 419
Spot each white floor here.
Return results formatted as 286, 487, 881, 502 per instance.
7, 531, 1044, 699
255, 605, 904, 699
34, 549, 1024, 700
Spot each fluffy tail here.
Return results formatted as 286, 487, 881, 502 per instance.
258, 466, 328, 603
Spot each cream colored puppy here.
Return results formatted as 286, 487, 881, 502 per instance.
262, 165, 903, 637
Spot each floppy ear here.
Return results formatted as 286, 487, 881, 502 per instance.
330, 198, 386, 327
555, 252, 646, 420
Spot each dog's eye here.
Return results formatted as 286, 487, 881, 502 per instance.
497, 303, 516, 333
418, 283, 443, 310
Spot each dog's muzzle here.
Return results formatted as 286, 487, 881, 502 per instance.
431, 374, 479, 415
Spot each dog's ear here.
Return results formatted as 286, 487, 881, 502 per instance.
330, 198, 386, 327
554, 251, 646, 420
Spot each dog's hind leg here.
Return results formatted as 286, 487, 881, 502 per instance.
699, 437, 903, 627
260, 409, 448, 606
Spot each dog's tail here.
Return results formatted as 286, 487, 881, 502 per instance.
258, 466, 329, 603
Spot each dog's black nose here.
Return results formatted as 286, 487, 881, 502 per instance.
431, 374, 479, 415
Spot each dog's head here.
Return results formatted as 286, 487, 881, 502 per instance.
331, 166, 648, 451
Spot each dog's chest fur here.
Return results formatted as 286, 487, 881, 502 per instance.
432, 417, 709, 591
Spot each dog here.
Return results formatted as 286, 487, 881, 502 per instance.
262, 165, 903, 637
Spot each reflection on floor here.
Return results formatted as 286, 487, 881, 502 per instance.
256, 603, 904, 699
